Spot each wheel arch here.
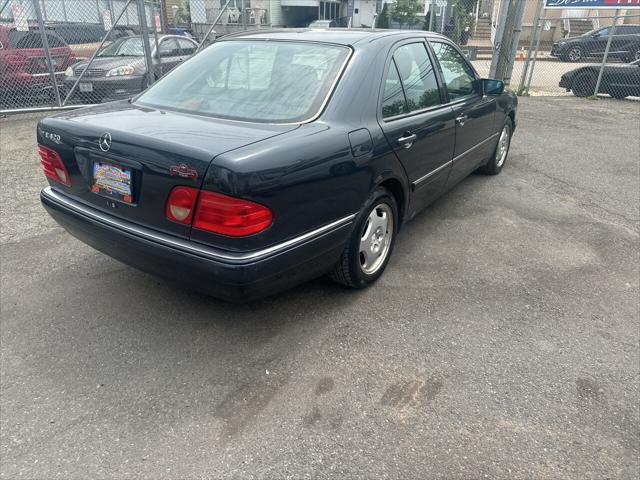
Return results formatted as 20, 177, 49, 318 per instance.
377, 176, 408, 230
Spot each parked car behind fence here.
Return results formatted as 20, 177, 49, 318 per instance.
551, 25, 640, 63
46, 22, 138, 59
0, 24, 77, 107
64, 34, 198, 103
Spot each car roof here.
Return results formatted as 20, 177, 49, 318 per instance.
220, 28, 452, 47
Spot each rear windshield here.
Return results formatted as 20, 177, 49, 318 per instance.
7, 30, 67, 49
135, 40, 350, 123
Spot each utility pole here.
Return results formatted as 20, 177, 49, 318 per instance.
429, 0, 436, 32
33, 0, 62, 106
518, 0, 543, 94
489, 0, 526, 84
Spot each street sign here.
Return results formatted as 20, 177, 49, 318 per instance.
545, 0, 640, 8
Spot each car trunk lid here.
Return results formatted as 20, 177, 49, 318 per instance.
37, 101, 298, 239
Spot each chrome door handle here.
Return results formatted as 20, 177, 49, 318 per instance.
397, 133, 417, 149
456, 114, 468, 126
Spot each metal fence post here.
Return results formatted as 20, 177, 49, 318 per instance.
524, 17, 544, 96
593, 8, 620, 98
518, 0, 543, 94
195, 0, 233, 53
33, 0, 62, 107
136, 0, 155, 88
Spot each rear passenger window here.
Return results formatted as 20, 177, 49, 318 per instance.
431, 42, 478, 101
381, 61, 407, 118
393, 43, 441, 112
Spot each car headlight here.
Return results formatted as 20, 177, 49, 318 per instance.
65, 66, 74, 77
106, 65, 135, 77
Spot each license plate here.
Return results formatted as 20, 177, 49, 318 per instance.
92, 162, 133, 203
79, 82, 93, 93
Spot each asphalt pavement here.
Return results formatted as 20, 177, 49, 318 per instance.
1, 97, 639, 479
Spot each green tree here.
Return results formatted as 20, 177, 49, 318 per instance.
422, 10, 432, 31
391, 0, 422, 29
448, 0, 475, 43
377, 3, 390, 29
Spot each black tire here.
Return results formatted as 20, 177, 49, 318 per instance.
572, 71, 596, 97
329, 187, 398, 288
478, 117, 513, 176
562, 45, 584, 62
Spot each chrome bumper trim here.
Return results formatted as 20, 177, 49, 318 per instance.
42, 186, 355, 264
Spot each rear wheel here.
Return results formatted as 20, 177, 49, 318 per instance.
329, 187, 397, 288
572, 71, 596, 97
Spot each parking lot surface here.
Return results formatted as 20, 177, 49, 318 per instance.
1, 97, 639, 479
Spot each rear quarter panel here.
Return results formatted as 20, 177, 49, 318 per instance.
195, 123, 408, 252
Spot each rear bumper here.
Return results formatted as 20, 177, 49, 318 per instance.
41, 187, 354, 302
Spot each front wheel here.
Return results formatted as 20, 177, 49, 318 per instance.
478, 118, 512, 176
562, 46, 584, 62
329, 187, 397, 288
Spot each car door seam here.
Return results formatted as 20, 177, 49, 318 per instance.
412, 131, 499, 189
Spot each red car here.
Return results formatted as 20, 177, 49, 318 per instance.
0, 25, 76, 106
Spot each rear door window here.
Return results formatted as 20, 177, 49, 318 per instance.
176, 37, 196, 55
159, 38, 180, 57
392, 42, 441, 112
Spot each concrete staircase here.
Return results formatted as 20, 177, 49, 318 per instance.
567, 19, 595, 37
470, 16, 493, 56
474, 17, 492, 40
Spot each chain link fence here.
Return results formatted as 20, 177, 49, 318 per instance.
0, 0, 178, 112
516, 11, 640, 99
2, 1, 638, 113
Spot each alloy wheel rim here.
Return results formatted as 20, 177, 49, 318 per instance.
496, 125, 510, 168
568, 48, 581, 61
359, 203, 393, 275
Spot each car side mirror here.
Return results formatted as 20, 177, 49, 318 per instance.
482, 78, 504, 96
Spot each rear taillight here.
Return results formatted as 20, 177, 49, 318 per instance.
193, 191, 273, 237
166, 186, 198, 224
38, 144, 71, 187
165, 188, 273, 236
4, 53, 29, 71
